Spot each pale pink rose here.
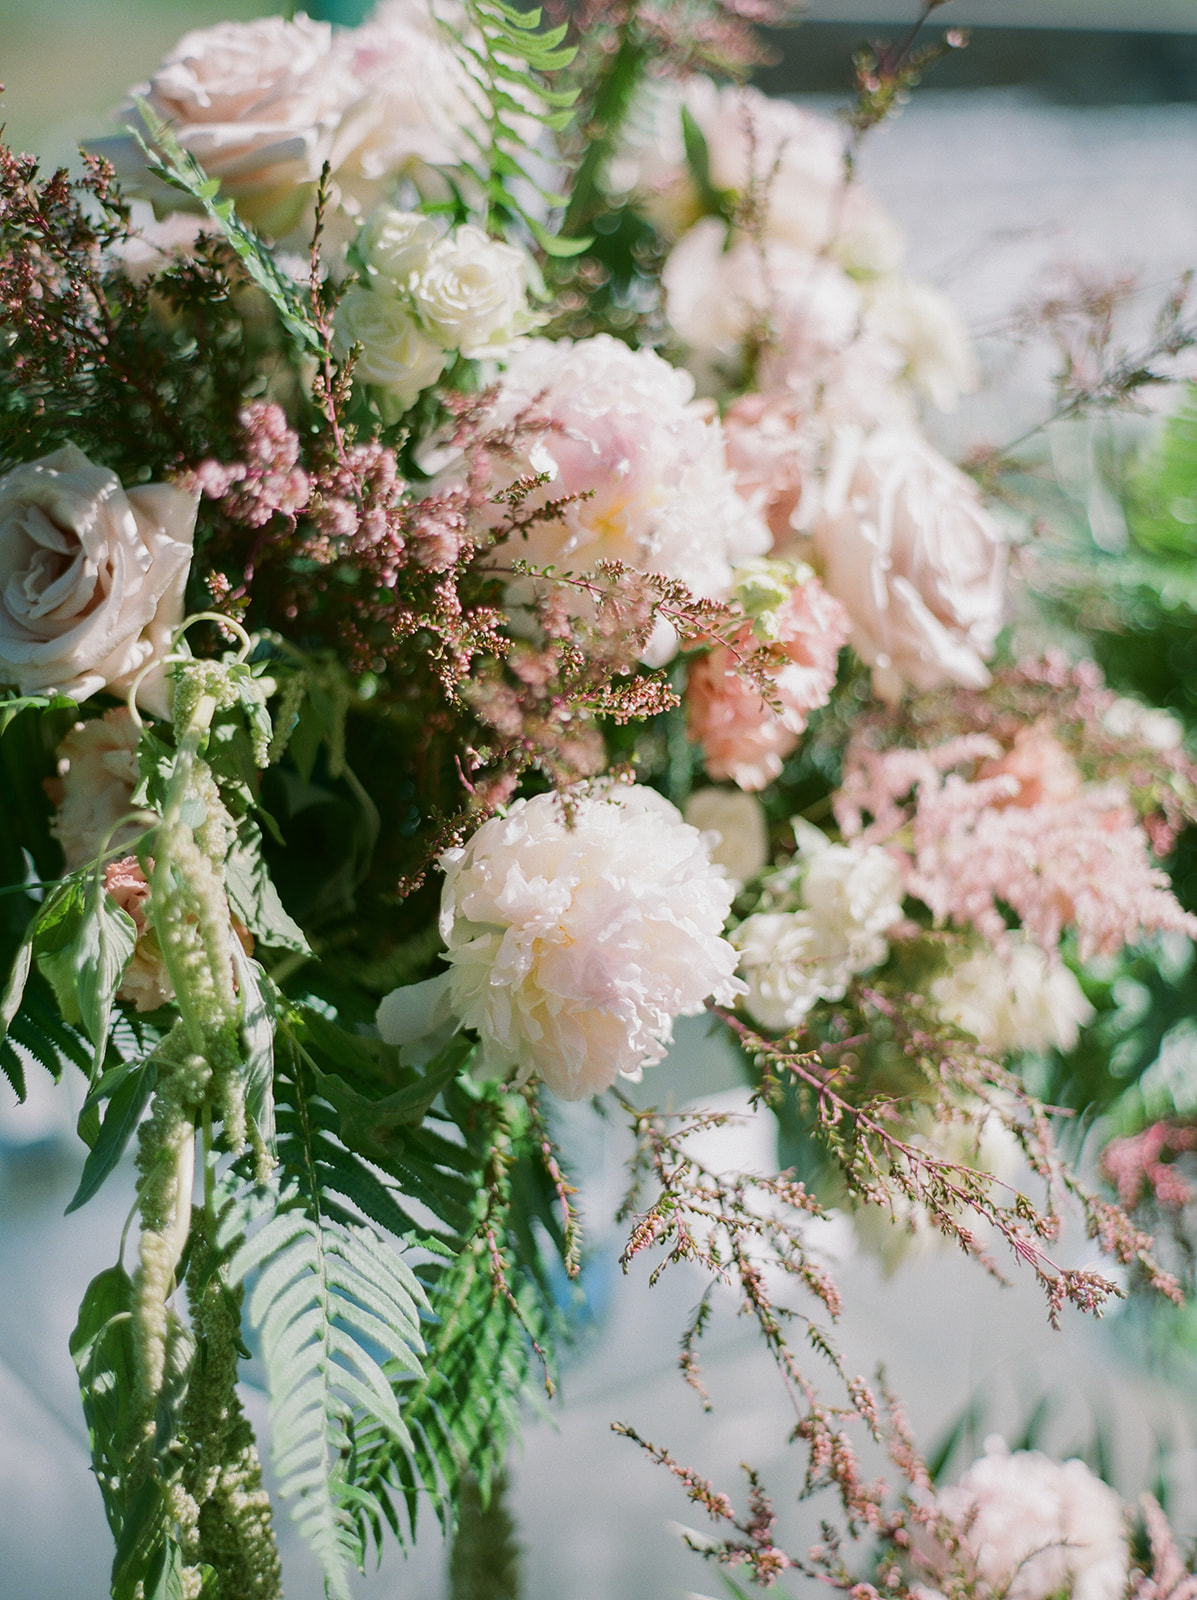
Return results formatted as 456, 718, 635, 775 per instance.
104, 857, 174, 1013
664, 224, 911, 421
809, 425, 1007, 701
96, 16, 359, 237
419, 782, 745, 1100
459, 335, 770, 663
333, 0, 484, 217
0, 444, 197, 718
50, 709, 145, 871
686, 576, 849, 790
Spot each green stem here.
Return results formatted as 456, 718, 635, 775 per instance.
203, 1101, 216, 1234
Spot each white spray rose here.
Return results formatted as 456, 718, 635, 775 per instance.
412, 226, 532, 356
864, 277, 978, 413
0, 444, 196, 717
915, 1439, 1129, 1600
95, 15, 359, 238
49, 708, 145, 871
809, 425, 1007, 702
683, 789, 769, 889
334, 285, 447, 409
734, 822, 904, 1030
930, 939, 1094, 1057
360, 206, 440, 286
380, 782, 745, 1101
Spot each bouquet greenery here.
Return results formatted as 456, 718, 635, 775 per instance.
5, 2, 1197, 1595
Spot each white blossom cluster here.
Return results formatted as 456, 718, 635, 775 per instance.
733, 820, 904, 1031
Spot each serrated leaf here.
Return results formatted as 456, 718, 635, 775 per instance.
66, 1057, 158, 1214
232, 945, 277, 1157
36, 877, 136, 1059
224, 823, 310, 955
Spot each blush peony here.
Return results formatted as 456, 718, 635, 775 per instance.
0, 444, 196, 717
914, 1439, 1129, 1600
417, 782, 745, 1100
809, 425, 1007, 701
464, 335, 770, 663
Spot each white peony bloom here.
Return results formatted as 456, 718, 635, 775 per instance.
733, 822, 904, 1030
683, 789, 769, 889
809, 424, 1007, 702
49, 708, 145, 871
419, 782, 744, 1100
95, 15, 359, 238
1102, 695, 1185, 751
462, 335, 770, 663
915, 1438, 1129, 1600
931, 938, 1094, 1057
412, 225, 532, 356
333, 284, 447, 409
0, 444, 196, 717
359, 205, 440, 286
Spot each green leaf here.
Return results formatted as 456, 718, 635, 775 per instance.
224, 821, 310, 955
131, 103, 321, 353
66, 1057, 158, 1214
36, 876, 136, 1057
222, 1173, 428, 1600
233, 946, 277, 1157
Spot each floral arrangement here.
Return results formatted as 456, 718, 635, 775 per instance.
4, 1, 1197, 1595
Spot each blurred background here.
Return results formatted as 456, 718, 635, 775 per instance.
5, 3, 1197, 1597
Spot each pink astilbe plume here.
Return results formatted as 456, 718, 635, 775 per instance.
1131, 1496, 1197, 1600
838, 721, 1197, 961
686, 574, 849, 789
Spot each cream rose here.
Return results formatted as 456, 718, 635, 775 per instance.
683, 789, 769, 888
412, 226, 531, 356
333, 285, 447, 409
96, 16, 359, 238
0, 445, 196, 717
809, 425, 1007, 701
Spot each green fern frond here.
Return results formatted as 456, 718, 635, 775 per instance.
438, 0, 586, 254
222, 1170, 429, 1600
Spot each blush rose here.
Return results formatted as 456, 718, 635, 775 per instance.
0, 444, 197, 717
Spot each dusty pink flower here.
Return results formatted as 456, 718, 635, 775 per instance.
49, 708, 144, 871
914, 1439, 1129, 1600
838, 733, 1197, 961
97, 15, 359, 237
686, 574, 848, 790
455, 335, 770, 663
0, 444, 196, 718
379, 782, 745, 1100
722, 392, 817, 550
193, 402, 310, 529
104, 856, 174, 1013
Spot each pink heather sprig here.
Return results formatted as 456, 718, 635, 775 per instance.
1131, 1496, 1197, 1600
191, 401, 311, 530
